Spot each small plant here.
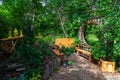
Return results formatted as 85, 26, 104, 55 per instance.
60, 46, 75, 57
24, 67, 42, 80
67, 60, 74, 66
53, 66, 59, 73
28, 73, 42, 80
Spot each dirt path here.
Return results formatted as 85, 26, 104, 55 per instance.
49, 53, 120, 80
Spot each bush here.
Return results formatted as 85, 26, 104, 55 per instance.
60, 46, 75, 57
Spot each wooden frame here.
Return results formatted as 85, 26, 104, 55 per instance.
78, 17, 100, 51
77, 17, 101, 61
100, 59, 115, 72
0, 36, 24, 53
76, 48, 92, 61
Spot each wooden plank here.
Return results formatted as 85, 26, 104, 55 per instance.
0, 36, 24, 41
55, 38, 74, 48
79, 53, 89, 59
76, 49, 91, 56
52, 49, 64, 56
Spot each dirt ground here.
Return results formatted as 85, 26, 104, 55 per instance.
49, 53, 120, 80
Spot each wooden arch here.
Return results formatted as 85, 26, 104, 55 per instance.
78, 17, 100, 52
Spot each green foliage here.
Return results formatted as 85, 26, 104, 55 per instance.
85, 25, 99, 46
24, 67, 42, 80
0, 6, 12, 38
86, 34, 98, 45
67, 60, 74, 66
53, 66, 59, 73
0, 0, 119, 67
91, 42, 106, 60
12, 39, 53, 67
74, 37, 81, 45
60, 46, 75, 57
81, 0, 120, 62
37, 39, 53, 57
0, 1, 120, 80
22, 16, 35, 44
29, 74, 42, 80
112, 41, 120, 62
15, 43, 44, 66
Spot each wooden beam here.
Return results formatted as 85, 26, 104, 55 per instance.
76, 49, 91, 56
52, 49, 64, 56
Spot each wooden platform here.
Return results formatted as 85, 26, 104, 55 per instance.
0, 36, 24, 53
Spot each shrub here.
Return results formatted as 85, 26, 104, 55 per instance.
60, 46, 75, 57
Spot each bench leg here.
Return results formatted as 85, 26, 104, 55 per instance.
89, 55, 92, 62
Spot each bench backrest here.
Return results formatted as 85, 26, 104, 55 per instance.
55, 38, 74, 48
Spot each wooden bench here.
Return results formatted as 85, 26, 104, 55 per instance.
76, 48, 92, 61
55, 38, 74, 48
52, 38, 74, 64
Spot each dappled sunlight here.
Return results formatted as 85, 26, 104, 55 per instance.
0, 0, 120, 79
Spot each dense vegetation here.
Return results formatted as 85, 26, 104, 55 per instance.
0, 0, 120, 79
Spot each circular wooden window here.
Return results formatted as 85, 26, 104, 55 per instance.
78, 18, 100, 51
85, 25, 99, 46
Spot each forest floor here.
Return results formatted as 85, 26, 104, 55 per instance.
49, 53, 120, 80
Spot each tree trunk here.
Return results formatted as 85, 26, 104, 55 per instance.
31, 13, 35, 30
57, 9, 67, 38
